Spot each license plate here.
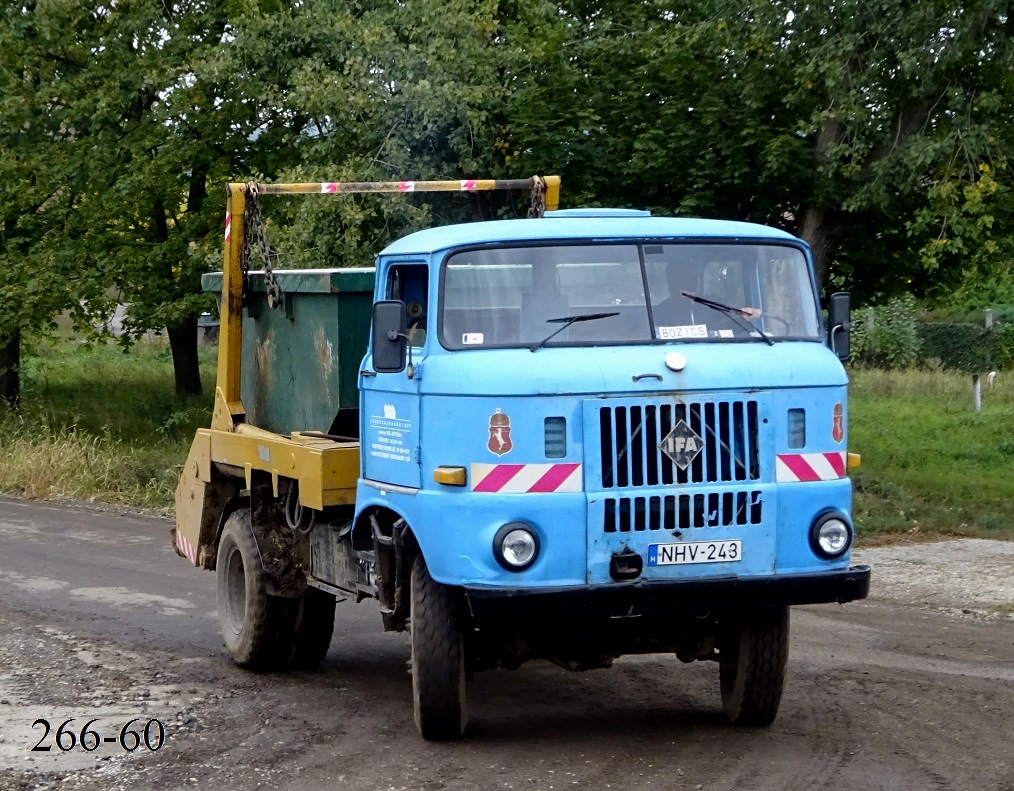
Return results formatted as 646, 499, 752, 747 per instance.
647, 540, 742, 566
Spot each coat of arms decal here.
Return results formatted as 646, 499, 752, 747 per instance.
487, 409, 513, 457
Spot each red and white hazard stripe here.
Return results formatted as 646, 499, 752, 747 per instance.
176, 531, 198, 564
471, 463, 582, 493
399, 181, 415, 192
224, 213, 231, 242
321, 182, 340, 193
460, 179, 478, 191
776, 452, 847, 482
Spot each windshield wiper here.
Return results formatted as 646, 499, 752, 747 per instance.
679, 291, 774, 346
530, 312, 620, 352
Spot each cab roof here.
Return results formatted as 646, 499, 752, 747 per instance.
380, 215, 801, 257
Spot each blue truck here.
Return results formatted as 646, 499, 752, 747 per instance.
174, 177, 870, 741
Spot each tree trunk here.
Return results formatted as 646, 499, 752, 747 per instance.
0, 330, 20, 408
167, 316, 202, 397
801, 206, 835, 290
148, 196, 203, 398
800, 118, 845, 290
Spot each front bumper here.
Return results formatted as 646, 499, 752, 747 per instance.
464, 564, 871, 620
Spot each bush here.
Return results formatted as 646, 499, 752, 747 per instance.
917, 316, 1014, 372
850, 294, 921, 369
852, 297, 1014, 372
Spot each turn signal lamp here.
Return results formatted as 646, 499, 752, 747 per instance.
433, 466, 467, 486
847, 453, 861, 469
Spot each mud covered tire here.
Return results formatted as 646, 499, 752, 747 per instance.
410, 555, 467, 740
216, 509, 295, 670
720, 606, 789, 726
290, 587, 337, 670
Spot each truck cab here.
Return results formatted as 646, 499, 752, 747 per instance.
354, 209, 869, 735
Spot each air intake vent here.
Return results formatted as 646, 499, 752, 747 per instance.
788, 409, 806, 449
598, 400, 760, 488
544, 417, 567, 458
603, 490, 763, 533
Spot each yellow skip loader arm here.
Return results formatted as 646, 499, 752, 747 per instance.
172, 177, 561, 568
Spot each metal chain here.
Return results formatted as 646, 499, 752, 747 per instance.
244, 182, 283, 310
527, 175, 546, 219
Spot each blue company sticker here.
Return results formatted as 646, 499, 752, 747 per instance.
368, 403, 413, 463
647, 544, 659, 566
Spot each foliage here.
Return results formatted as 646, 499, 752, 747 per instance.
509, 0, 1014, 296
850, 295, 922, 369
0, 3, 115, 342
3, 0, 1014, 393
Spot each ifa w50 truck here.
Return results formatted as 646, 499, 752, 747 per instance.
173, 176, 870, 740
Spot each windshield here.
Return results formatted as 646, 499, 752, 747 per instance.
440, 242, 820, 350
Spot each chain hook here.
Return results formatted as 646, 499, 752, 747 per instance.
527, 175, 547, 219
243, 181, 283, 310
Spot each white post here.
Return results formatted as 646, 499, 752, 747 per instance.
986, 309, 993, 330
973, 373, 982, 413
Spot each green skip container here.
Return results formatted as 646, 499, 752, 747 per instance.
202, 268, 376, 437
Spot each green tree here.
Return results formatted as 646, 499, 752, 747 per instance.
508, 0, 1014, 298
1, 0, 526, 405
233, 0, 518, 265
0, 2, 113, 405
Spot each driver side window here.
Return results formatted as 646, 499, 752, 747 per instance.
387, 264, 429, 347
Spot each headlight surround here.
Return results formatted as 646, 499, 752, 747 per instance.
809, 512, 853, 559
493, 522, 540, 571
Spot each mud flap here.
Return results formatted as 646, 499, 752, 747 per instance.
249, 481, 308, 598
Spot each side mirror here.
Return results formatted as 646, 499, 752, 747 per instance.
372, 300, 407, 373
827, 292, 851, 362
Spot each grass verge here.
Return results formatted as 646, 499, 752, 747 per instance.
1, 344, 1011, 544
850, 368, 1014, 543
0, 340, 214, 511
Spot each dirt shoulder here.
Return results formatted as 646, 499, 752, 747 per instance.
855, 538, 1014, 619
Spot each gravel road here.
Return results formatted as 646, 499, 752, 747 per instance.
0, 498, 1011, 791
855, 539, 1014, 618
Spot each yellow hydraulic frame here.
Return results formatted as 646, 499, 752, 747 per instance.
174, 176, 561, 566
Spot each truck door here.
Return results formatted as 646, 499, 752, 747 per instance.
360, 262, 428, 489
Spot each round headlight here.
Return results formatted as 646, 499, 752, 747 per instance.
810, 513, 852, 558
493, 523, 540, 571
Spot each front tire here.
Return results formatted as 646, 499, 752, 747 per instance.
410, 555, 467, 740
216, 509, 295, 670
720, 606, 789, 726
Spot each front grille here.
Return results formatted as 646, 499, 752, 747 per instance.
603, 490, 763, 533
599, 401, 759, 488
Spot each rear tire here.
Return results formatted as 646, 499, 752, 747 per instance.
290, 586, 337, 669
216, 509, 295, 670
720, 606, 789, 726
410, 555, 467, 740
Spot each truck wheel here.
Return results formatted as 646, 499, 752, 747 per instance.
410, 555, 467, 740
719, 606, 789, 726
290, 587, 337, 669
216, 509, 295, 670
